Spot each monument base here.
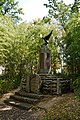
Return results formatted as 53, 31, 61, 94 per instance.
39, 45, 51, 74
20, 74, 42, 94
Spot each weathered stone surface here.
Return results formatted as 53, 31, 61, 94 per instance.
10, 95, 39, 104
4, 99, 32, 110
20, 76, 30, 92
29, 74, 42, 94
15, 91, 44, 99
4, 91, 44, 110
20, 74, 42, 94
39, 45, 51, 74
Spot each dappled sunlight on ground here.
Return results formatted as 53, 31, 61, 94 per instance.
0, 91, 80, 120
0, 105, 12, 111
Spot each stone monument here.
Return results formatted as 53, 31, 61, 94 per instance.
20, 30, 53, 93
39, 45, 51, 74
39, 30, 53, 74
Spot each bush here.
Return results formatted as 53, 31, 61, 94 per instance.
73, 76, 80, 97
0, 75, 21, 96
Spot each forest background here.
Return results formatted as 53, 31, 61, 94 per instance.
0, 0, 80, 97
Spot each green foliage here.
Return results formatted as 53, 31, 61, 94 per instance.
62, 13, 80, 96
71, 0, 80, 13
0, 16, 58, 94
44, 0, 80, 30
73, 76, 80, 97
0, 0, 23, 23
63, 13, 80, 75
0, 76, 20, 95
44, 0, 80, 93
0, 16, 58, 79
0, 15, 18, 78
44, 0, 71, 29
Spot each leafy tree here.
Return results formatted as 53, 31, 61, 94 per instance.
0, 0, 23, 23
0, 15, 17, 77
44, 0, 80, 74
44, 0, 70, 30
44, 0, 80, 30
63, 13, 80, 76
71, 0, 80, 13
0, 16, 57, 78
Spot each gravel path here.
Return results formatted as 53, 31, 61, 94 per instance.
0, 106, 45, 120
0, 91, 76, 120
0, 91, 45, 120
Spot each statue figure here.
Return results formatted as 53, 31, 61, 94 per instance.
42, 30, 53, 45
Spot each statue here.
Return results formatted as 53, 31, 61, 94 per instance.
42, 30, 53, 45
39, 30, 52, 73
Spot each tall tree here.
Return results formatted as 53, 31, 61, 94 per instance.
0, 17, 57, 78
71, 0, 80, 13
63, 13, 80, 76
0, 0, 23, 23
44, 0, 80, 74
44, 0, 80, 30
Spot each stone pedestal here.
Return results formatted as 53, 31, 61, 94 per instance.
20, 45, 51, 94
20, 74, 42, 94
29, 74, 42, 94
39, 45, 51, 74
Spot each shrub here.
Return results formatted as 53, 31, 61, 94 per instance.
73, 76, 80, 97
0, 75, 21, 95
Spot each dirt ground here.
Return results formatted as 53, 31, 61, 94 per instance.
0, 91, 80, 120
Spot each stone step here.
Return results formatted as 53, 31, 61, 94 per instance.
40, 76, 57, 79
43, 81, 57, 84
41, 78, 58, 81
61, 80, 70, 83
42, 79, 53, 82
41, 88, 57, 94
40, 76, 54, 79
21, 83, 26, 85
43, 84, 57, 87
4, 99, 32, 110
41, 77, 54, 79
42, 87, 57, 91
15, 91, 44, 99
10, 95, 39, 104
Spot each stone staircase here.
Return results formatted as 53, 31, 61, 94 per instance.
4, 74, 71, 109
40, 74, 57, 94
40, 74, 71, 95
4, 90, 44, 110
